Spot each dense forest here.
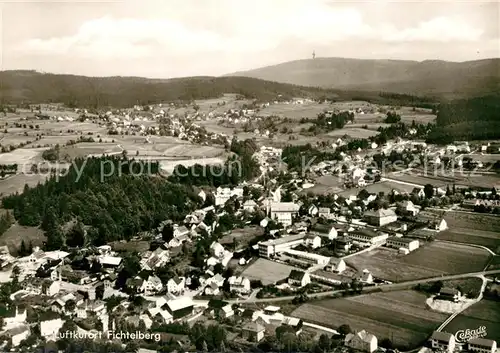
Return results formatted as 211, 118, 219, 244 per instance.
427, 96, 500, 143
1, 157, 203, 248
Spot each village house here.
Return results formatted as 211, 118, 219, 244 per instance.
344, 330, 378, 353
242, 199, 257, 212
165, 297, 194, 320
303, 234, 321, 249
386, 237, 420, 253
308, 204, 319, 216
228, 276, 251, 294
140, 247, 170, 271
270, 202, 300, 226
282, 317, 304, 335
418, 211, 448, 231
147, 307, 174, 325
310, 223, 339, 240
210, 242, 225, 258
397, 200, 419, 216
40, 318, 64, 340
363, 208, 398, 227
358, 269, 373, 284
241, 322, 266, 342
3, 306, 27, 329
42, 279, 61, 297
99, 255, 122, 268
467, 338, 497, 353
173, 225, 190, 239
318, 207, 331, 218
325, 258, 346, 273
429, 331, 456, 353
288, 270, 311, 287
140, 275, 163, 295
2, 325, 30, 347
167, 276, 185, 295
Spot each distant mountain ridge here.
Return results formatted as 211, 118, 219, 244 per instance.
226, 57, 500, 98
0, 71, 344, 108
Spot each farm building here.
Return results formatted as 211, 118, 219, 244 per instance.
467, 338, 497, 353
429, 331, 456, 353
439, 287, 461, 302
344, 330, 378, 353
288, 270, 311, 287
386, 237, 420, 252
347, 228, 389, 246
358, 269, 373, 283
363, 208, 397, 227
258, 234, 305, 258
270, 202, 300, 226
165, 297, 194, 320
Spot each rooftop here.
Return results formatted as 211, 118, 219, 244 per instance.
166, 297, 194, 312
271, 202, 300, 213
430, 331, 453, 342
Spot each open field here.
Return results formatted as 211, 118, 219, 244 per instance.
443, 299, 500, 343
0, 173, 48, 197
241, 258, 296, 285
0, 224, 45, 254
326, 127, 379, 139
339, 180, 416, 198
346, 242, 491, 282
292, 290, 447, 349
487, 256, 500, 270
258, 102, 332, 120
438, 212, 500, 253
0, 148, 42, 164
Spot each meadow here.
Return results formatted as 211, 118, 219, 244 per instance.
292, 290, 447, 350
443, 299, 500, 343
345, 242, 491, 282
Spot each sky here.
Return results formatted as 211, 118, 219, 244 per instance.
1, 0, 498, 78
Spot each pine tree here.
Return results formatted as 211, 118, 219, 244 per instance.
19, 240, 27, 256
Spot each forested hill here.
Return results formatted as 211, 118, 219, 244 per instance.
227, 57, 500, 99
1, 157, 203, 249
0, 71, 345, 107
427, 96, 500, 143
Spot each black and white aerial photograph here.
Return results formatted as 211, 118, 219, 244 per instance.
0, 0, 499, 352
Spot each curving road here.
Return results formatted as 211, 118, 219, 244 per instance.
228, 269, 500, 303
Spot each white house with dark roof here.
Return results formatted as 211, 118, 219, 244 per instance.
140, 275, 163, 294
270, 202, 300, 226
167, 276, 185, 294
288, 270, 310, 287
228, 276, 251, 294
397, 200, 419, 216
386, 237, 419, 252
467, 338, 497, 353
430, 331, 456, 353
303, 234, 321, 249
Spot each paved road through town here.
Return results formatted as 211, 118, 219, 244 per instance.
228, 269, 500, 303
